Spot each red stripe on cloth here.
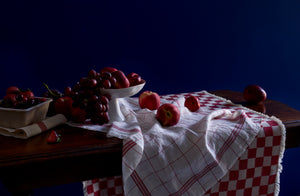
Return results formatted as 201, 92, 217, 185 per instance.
216, 114, 245, 161
86, 185, 94, 194
171, 113, 248, 196
123, 159, 135, 172
123, 140, 137, 156
37, 121, 48, 132
170, 161, 219, 196
131, 170, 151, 196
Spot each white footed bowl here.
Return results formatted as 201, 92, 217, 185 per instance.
100, 82, 145, 122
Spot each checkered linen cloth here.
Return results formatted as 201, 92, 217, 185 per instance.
82, 91, 285, 196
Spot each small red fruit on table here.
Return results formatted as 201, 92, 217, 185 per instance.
156, 103, 180, 126
47, 130, 61, 144
243, 85, 267, 104
139, 91, 161, 110
184, 95, 201, 112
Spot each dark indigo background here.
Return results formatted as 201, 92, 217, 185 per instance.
0, 1, 300, 195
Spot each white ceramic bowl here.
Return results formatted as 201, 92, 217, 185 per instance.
100, 82, 145, 122
0, 97, 52, 128
100, 82, 145, 99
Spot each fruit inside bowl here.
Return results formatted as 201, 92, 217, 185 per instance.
0, 97, 52, 128
0, 86, 52, 128
49, 67, 146, 125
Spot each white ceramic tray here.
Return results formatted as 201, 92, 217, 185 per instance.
0, 97, 52, 129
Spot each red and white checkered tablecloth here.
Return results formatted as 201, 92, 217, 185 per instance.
82, 91, 285, 196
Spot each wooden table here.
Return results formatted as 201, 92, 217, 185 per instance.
0, 90, 299, 195
210, 90, 300, 149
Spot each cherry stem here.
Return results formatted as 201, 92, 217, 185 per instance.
43, 83, 61, 98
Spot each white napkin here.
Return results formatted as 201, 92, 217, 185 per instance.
0, 114, 67, 139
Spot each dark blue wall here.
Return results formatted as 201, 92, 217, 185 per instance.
1, 1, 300, 195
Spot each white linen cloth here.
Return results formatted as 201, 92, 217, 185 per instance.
71, 91, 264, 196
0, 114, 67, 139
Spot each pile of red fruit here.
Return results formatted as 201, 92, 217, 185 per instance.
0, 86, 46, 109
43, 67, 145, 125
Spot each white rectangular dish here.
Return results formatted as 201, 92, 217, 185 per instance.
0, 97, 52, 129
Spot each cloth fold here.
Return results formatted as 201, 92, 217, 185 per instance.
77, 91, 267, 196
119, 97, 261, 196
0, 114, 67, 139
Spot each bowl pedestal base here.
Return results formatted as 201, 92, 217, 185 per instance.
108, 98, 125, 123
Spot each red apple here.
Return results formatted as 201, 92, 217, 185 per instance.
99, 67, 118, 74
54, 97, 74, 118
102, 79, 111, 89
243, 85, 267, 104
127, 73, 142, 86
139, 91, 161, 110
184, 95, 201, 112
112, 70, 130, 89
156, 103, 180, 126
88, 69, 97, 78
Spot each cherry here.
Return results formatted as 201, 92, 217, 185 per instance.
62, 68, 115, 125
88, 95, 99, 103
109, 77, 117, 88
100, 96, 109, 105
79, 77, 89, 88
72, 82, 81, 91
87, 79, 97, 88
101, 72, 112, 80
102, 80, 111, 89
88, 69, 97, 78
